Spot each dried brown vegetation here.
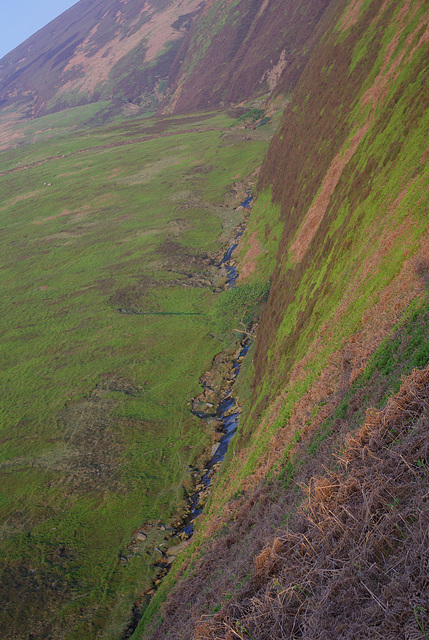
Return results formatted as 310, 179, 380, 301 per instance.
0, 0, 206, 120
238, 232, 263, 282
289, 120, 370, 264
252, 0, 427, 415
194, 366, 429, 639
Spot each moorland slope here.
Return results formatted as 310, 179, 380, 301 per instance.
134, 0, 429, 638
0, 0, 428, 639
0, 0, 205, 119
0, 0, 334, 148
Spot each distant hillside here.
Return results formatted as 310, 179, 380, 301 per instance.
0, 0, 205, 120
0, 0, 334, 136
159, 0, 334, 113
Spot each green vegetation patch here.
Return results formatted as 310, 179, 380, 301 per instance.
211, 282, 270, 340
236, 108, 266, 125
0, 111, 272, 639
199, 0, 429, 498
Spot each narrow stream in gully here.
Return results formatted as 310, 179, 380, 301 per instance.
123, 191, 253, 638
179, 190, 253, 536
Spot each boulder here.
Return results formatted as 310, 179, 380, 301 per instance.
167, 540, 190, 557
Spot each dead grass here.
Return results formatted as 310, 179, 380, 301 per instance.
0, 110, 28, 150
57, 0, 204, 98
0, 190, 41, 213
32, 194, 117, 225
33, 204, 93, 225
228, 222, 429, 497
238, 232, 263, 282
195, 366, 429, 639
287, 0, 427, 266
340, 0, 367, 30
361, 3, 427, 110
256, 0, 271, 18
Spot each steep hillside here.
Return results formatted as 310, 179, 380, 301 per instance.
134, 0, 429, 637
193, 366, 429, 639
0, 0, 428, 638
160, 0, 334, 113
252, 0, 428, 441
0, 0, 336, 149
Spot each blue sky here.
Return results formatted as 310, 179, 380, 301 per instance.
0, 1, 79, 60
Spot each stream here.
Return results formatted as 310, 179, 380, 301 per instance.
180, 337, 251, 536
179, 190, 253, 535
218, 189, 252, 287
122, 192, 253, 638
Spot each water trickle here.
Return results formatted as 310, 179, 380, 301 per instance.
176, 192, 253, 536
121, 192, 254, 637
180, 339, 251, 536
218, 190, 252, 289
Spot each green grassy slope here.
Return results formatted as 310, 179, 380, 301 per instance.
247, 0, 429, 444
135, 1, 429, 637
0, 110, 273, 639
225, 0, 429, 515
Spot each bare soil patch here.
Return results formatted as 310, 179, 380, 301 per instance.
261, 49, 288, 91
57, 0, 204, 99
339, 0, 367, 30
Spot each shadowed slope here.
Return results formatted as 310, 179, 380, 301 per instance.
161, 0, 335, 114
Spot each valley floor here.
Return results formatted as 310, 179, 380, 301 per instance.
0, 108, 277, 639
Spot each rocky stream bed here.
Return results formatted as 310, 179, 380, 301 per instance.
122, 192, 254, 638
